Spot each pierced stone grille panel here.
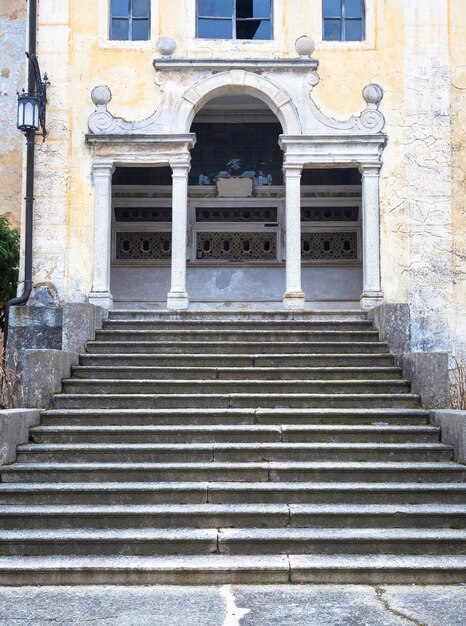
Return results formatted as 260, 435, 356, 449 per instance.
301, 206, 359, 222
114, 207, 172, 222
196, 207, 277, 223
301, 232, 358, 260
116, 232, 172, 260
196, 232, 277, 261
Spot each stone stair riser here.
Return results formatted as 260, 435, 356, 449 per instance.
52, 395, 421, 410
104, 321, 374, 331
71, 367, 403, 381
85, 342, 390, 355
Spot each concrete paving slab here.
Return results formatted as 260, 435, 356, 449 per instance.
0, 585, 464, 626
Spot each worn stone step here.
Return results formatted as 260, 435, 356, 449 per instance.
0, 504, 291, 530
60, 379, 412, 396
51, 393, 421, 410
79, 353, 397, 368
0, 528, 464, 558
71, 366, 403, 381
2, 462, 463, 484
94, 329, 381, 343
104, 319, 374, 331
0, 503, 464, 531
1, 481, 464, 506
0, 529, 218, 556
0, 554, 464, 585
39, 408, 431, 427
16, 442, 453, 464
30, 424, 440, 445
108, 310, 369, 323
85, 341, 390, 355
218, 528, 466, 555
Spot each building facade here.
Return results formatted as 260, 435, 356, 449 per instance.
9, 1, 466, 361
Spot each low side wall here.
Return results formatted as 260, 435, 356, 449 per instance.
0, 409, 41, 465
432, 410, 466, 464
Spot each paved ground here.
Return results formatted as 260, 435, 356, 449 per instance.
0, 585, 465, 625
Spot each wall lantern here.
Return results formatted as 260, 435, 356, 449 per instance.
16, 52, 49, 140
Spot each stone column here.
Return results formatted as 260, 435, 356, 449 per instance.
89, 161, 114, 310
283, 164, 305, 310
167, 162, 190, 310
360, 163, 383, 309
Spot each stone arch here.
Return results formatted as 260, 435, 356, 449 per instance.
175, 70, 302, 135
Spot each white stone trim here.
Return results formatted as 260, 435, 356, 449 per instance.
182, 0, 285, 54
98, 0, 159, 50
167, 162, 190, 310
316, 0, 376, 50
283, 165, 305, 310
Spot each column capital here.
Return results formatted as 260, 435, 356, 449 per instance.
170, 158, 191, 176
92, 160, 115, 177
359, 162, 382, 177
283, 163, 303, 176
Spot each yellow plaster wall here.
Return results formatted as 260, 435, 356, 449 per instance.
33, 0, 464, 320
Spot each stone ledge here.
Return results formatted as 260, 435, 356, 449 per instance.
0, 409, 41, 465
432, 410, 466, 464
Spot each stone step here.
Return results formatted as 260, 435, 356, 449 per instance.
0, 503, 464, 530
30, 424, 440, 445
52, 393, 421, 410
94, 329, 381, 343
16, 442, 453, 464
1, 481, 464, 506
104, 319, 374, 331
79, 353, 397, 368
0, 554, 465, 585
0, 528, 464, 557
218, 528, 466, 556
40, 407, 431, 427
2, 462, 463, 484
108, 310, 369, 322
85, 341, 390, 355
71, 366, 403, 381
60, 379, 412, 396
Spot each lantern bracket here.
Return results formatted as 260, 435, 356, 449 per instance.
26, 52, 50, 141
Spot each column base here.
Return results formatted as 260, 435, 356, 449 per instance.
167, 291, 189, 311
283, 291, 305, 311
360, 291, 384, 310
89, 291, 113, 310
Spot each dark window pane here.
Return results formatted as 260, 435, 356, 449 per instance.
198, 0, 233, 17
323, 0, 341, 18
111, 18, 129, 39
345, 0, 362, 18
111, 0, 129, 18
132, 19, 150, 40
236, 18, 270, 39
237, 0, 270, 18
323, 18, 341, 40
198, 18, 233, 38
132, 0, 150, 18
344, 18, 363, 40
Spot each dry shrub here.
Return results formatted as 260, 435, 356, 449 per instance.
450, 357, 466, 410
0, 348, 21, 409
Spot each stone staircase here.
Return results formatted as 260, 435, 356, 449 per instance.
0, 310, 465, 584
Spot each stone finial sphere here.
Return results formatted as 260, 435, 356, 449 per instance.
295, 36, 315, 58
157, 37, 177, 57
91, 85, 112, 106
363, 83, 384, 105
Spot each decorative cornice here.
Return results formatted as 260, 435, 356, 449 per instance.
152, 58, 319, 72
86, 133, 196, 147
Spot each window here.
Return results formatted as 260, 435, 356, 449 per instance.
197, 0, 272, 40
322, 0, 365, 41
110, 0, 150, 41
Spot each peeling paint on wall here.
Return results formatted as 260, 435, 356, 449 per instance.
0, 1, 26, 230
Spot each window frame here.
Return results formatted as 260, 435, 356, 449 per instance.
196, 1, 274, 41
109, 0, 151, 42
322, 0, 365, 42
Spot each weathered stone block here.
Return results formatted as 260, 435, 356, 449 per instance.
368, 303, 410, 355
0, 409, 41, 465
396, 352, 450, 409
63, 303, 104, 353
432, 410, 466, 463
21, 349, 78, 409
